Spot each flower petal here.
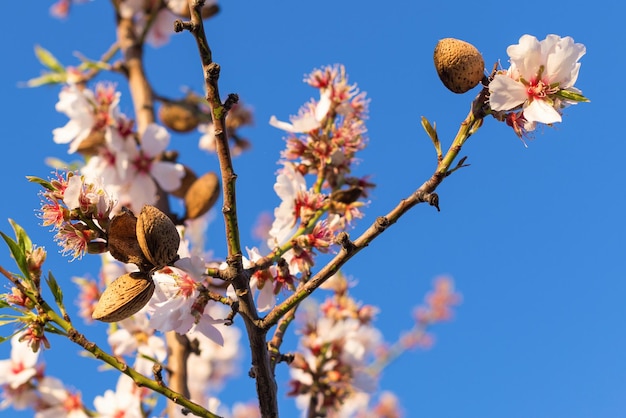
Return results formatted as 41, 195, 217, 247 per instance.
489, 75, 527, 111
524, 99, 562, 124
141, 123, 170, 157
150, 161, 184, 191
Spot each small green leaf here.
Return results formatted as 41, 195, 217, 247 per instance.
46, 272, 64, 308
25, 72, 67, 88
0, 318, 20, 327
44, 157, 82, 171
34, 45, 65, 73
0, 232, 30, 279
27, 176, 55, 191
0, 300, 10, 309
44, 324, 67, 336
421, 116, 442, 158
557, 89, 590, 103
0, 335, 13, 344
8, 220, 32, 253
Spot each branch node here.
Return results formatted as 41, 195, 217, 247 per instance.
375, 216, 390, 231
224, 300, 239, 326
152, 363, 164, 386
335, 232, 356, 252
206, 62, 220, 82
223, 93, 239, 112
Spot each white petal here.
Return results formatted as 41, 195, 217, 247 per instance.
269, 115, 297, 133
256, 284, 276, 312
150, 161, 184, 191
141, 123, 170, 157
524, 99, 562, 124
489, 75, 527, 111
127, 174, 157, 207
314, 90, 332, 121
507, 34, 542, 79
52, 120, 81, 145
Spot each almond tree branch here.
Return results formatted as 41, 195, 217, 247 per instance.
0, 265, 220, 418
179, 1, 278, 416
261, 87, 489, 330
115, 7, 155, 133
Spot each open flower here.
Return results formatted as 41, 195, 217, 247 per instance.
489, 34, 587, 125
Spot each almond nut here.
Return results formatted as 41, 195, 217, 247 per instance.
184, 172, 220, 220
434, 38, 485, 94
136, 205, 180, 269
92, 272, 154, 322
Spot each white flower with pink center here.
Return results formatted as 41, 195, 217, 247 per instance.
93, 375, 142, 418
145, 256, 225, 345
0, 333, 41, 390
246, 247, 277, 312
119, 123, 185, 209
489, 34, 586, 125
267, 163, 306, 248
52, 84, 95, 153
107, 312, 167, 376
0, 333, 41, 410
35, 376, 88, 418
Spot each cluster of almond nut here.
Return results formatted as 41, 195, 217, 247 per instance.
92, 205, 181, 322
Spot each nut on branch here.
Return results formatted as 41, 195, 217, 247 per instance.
136, 205, 181, 270
434, 38, 485, 94
184, 172, 220, 220
92, 272, 155, 322
158, 101, 201, 133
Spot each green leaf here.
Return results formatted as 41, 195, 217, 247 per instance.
0, 335, 13, 344
0, 232, 30, 279
44, 157, 82, 171
0, 300, 10, 309
34, 45, 65, 73
0, 318, 20, 327
27, 176, 55, 191
24, 72, 67, 88
557, 89, 590, 103
46, 272, 64, 309
421, 116, 442, 158
44, 324, 67, 336
8, 220, 32, 253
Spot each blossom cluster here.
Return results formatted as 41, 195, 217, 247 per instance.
254, 65, 375, 312
287, 273, 385, 416
54, 82, 185, 212
38, 171, 115, 260
488, 34, 588, 140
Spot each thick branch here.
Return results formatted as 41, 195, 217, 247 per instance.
182, 1, 278, 416
116, 12, 154, 133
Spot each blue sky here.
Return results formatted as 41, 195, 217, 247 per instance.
1, 1, 624, 417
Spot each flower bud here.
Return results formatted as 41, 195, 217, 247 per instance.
433, 38, 485, 94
